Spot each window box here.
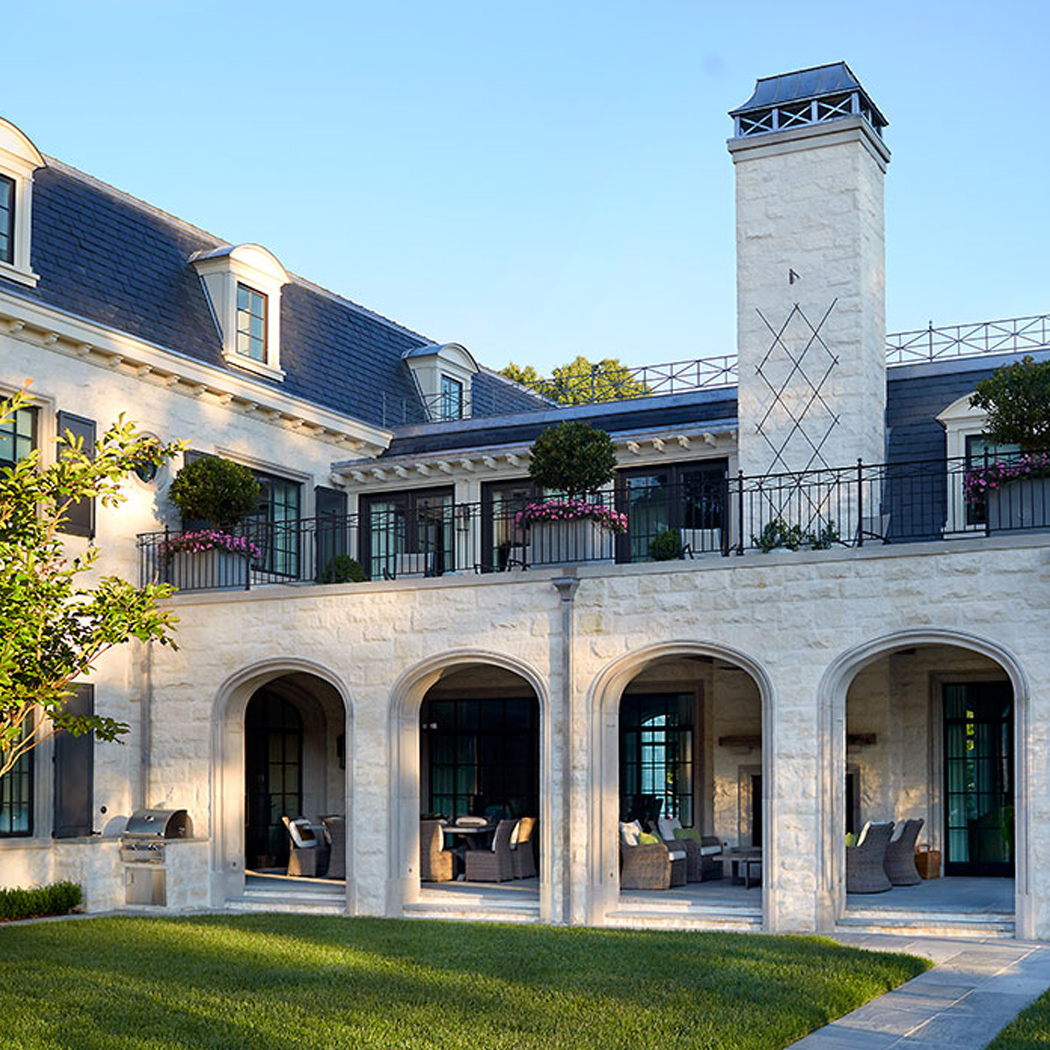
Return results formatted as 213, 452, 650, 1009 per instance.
987, 477, 1050, 532
524, 517, 616, 567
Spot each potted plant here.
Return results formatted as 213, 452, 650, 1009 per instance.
968, 356, 1050, 530
753, 518, 840, 553
518, 421, 625, 566
164, 456, 262, 588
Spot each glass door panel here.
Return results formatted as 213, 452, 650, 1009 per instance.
943, 681, 1014, 876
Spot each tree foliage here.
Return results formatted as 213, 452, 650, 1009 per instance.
0, 385, 183, 780
501, 356, 649, 405
528, 421, 618, 499
168, 455, 260, 530
971, 355, 1050, 450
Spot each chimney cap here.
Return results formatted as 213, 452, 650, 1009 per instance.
730, 61, 887, 138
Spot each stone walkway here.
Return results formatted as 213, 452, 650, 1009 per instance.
788, 934, 1050, 1048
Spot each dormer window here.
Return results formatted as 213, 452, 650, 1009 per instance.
236, 284, 267, 362
0, 175, 14, 264
440, 375, 464, 421
190, 243, 288, 381
0, 117, 45, 288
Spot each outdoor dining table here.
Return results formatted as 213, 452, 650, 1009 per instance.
442, 824, 496, 850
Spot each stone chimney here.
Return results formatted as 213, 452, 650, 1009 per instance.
728, 63, 890, 478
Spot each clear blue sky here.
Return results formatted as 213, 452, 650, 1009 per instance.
5, 2, 1047, 375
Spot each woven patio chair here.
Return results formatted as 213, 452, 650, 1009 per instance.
420, 819, 454, 882
512, 816, 538, 879
282, 816, 328, 878
846, 821, 894, 893
620, 821, 687, 890
322, 816, 346, 880
655, 816, 705, 883
465, 819, 518, 883
884, 818, 924, 885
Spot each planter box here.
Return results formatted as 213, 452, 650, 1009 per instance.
987, 477, 1050, 532
525, 519, 616, 567
168, 548, 250, 590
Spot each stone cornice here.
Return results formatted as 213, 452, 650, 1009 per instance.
0, 289, 393, 456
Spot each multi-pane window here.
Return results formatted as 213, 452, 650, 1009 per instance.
0, 175, 14, 266
244, 471, 302, 578
236, 284, 267, 362
439, 375, 464, 421
965, 435, 1022, 526
0, 404, 36, 470
0, 725, 32, 837
360, 488, 454, 580
620, 693, 695, 825
422, 696, 538, 821
245, 691, 302, 869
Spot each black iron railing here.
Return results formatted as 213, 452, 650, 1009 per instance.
137, 452, 1050, 592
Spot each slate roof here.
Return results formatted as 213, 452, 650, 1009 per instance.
1, 159, 435, 429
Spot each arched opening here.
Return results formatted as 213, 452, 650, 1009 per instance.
825, 635, 1025, 937
590, 645, 770, 930
388, 652, 547, 922
212, 661, 352, 911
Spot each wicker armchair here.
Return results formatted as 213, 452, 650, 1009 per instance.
465, 819, 518, 883
512, 817, 538, 879
846, 821, 894, 893
322, 816, 346, 880
884, 818, 924, 885
655, 817, 722, 883
420, 819, 454, 882
620, 821, 687, 890
282, 816, 329, 878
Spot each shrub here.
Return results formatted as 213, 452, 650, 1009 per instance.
319, 555, 367, 584
970, 355, 1050, 450
649, 529, 683, 561
168, 457, 261, 530
528, 422, 618, 500
753, 519, 840, 552
0, 881, 82, 921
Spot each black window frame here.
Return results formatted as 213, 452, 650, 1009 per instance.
236, 283, 268, 362
964, 434, 1023, 526
0, 723, 33, 838
479, 478, 542, 573
439, 375, 464, 421
0, 402, 36, 472
359, 487, 454, 580
243, 469, 303, 579
0, 173, 14, 266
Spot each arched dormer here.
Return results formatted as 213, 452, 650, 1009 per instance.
0, 116, 46, 288
937, 390, 987, 460
402, 342, 479, 421
191, 243, 289, 381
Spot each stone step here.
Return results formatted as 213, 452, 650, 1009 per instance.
226, 892, 347, 916
606, 907, 762, 932
837, 914, 1015, 939
403, 902, 541, 924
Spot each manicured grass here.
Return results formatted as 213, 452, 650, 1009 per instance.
0, 915, 927, 1050
986, 987, 1050, 1049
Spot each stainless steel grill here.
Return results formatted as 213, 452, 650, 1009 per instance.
121, 809, 192, 906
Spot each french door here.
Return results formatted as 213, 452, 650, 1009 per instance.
943, 681, 1014, 876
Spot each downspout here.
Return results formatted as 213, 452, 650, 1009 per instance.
139, 640, 152, 810
552, 573, 579, 925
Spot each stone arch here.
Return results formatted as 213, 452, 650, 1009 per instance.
816, 628, 1031, 936
585, 641, 776, 928
386, 649, 550, 918
211, 657, 355, 909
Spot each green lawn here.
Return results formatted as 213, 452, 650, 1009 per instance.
986, 988, 1050, 1049
0, 915, 927, 1050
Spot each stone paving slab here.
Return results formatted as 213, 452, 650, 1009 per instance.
787, 937, 1050, 1049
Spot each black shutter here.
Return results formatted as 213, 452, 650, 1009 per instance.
53, 684, 94, 839
56, 412, 96, 538
315, 486, 348, 580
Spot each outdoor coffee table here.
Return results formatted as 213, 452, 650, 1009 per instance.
722, 849, 762, 888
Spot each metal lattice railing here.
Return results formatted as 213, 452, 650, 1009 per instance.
885, 314, 1050, 365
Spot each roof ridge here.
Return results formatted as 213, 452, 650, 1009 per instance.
45, 156, 439, 348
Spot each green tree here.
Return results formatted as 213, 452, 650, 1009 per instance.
970, 355, 1050, 450
0, 385, 183, 780
501, 356, 649, 405
528, 421, 618, 499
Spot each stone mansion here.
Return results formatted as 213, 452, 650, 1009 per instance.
1, 62, 1047, 940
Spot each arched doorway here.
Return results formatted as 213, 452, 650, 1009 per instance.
388, 652, 549, 922
588, 643, 772, 930
820, 631, 1028, 938
212, 661, 352, 909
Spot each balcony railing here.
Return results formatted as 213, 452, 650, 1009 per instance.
137, 451, 1050, 592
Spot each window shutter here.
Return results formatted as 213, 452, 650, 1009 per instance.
315, 485, 348, 580
56, 412, 96, 538
53, 684, 94, 839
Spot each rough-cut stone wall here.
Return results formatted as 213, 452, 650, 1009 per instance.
731, 120, 888, 477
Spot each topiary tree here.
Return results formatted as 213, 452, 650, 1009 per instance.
970, 355, 1050, 450
168, 456, 261, 530
527, 421, 618, 500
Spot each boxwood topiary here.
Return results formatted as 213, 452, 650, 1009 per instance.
168, 456, 261, 530
527, 421, 617, 500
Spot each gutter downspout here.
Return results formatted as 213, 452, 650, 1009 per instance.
552, 573, 579, 925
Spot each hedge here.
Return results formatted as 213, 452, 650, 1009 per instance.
0, 881, 82, 921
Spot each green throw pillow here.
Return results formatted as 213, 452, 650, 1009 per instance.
637, 832, 660, 845
673, 827, 702, 842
